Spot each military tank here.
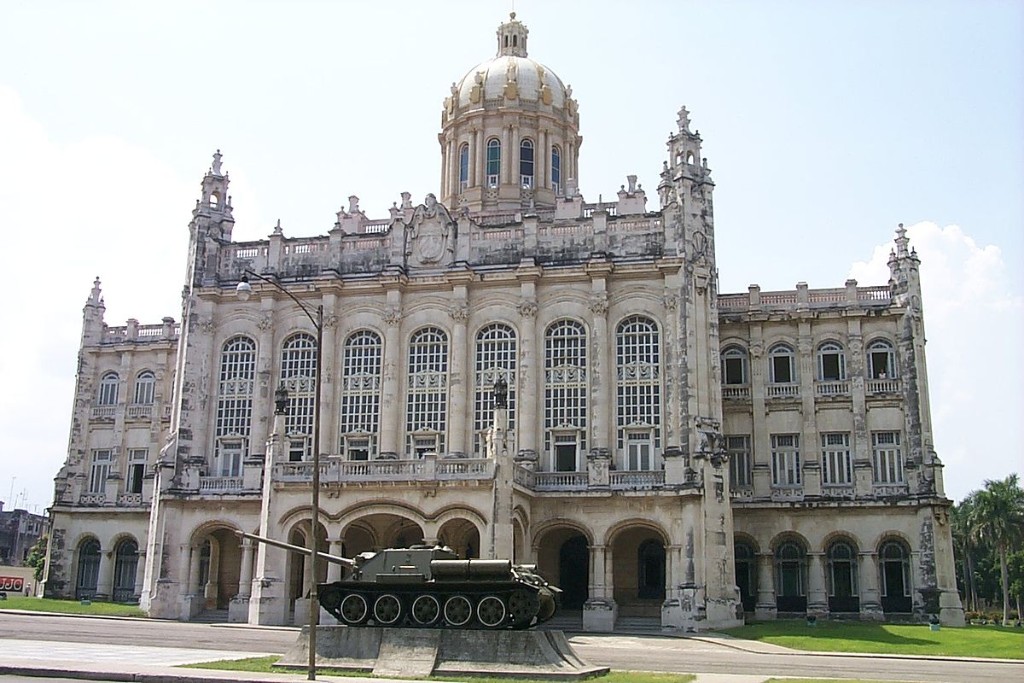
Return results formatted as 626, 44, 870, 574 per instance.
237, 531, 560, 629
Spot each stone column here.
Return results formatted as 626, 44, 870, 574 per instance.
188, 545, 202, 595
583, 543, 617, 632
379, 299, 403, 458
469, 129, 479, 188
447, 303, 469, 457
858, 551, 883, 620
132, 549, 147, 601
237, 539, 254, 598
588, 277, 611, 455
516, 290, 539, 462
177, 544, 192, 597
319, 293, 339, 456
96, 547, 115, 600
327, 537, 345, 582
754, 552, 777, 620
807, 552, 828, 615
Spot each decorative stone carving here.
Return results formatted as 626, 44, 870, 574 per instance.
589, 293, 609, 316
448, 304, 469, 324
517, 298, 538, 317
406, 193, 454, 268
195, 317, 214, 334
663, 293, 678, 311
257, 314, 273, 331
383, 307, 402, 326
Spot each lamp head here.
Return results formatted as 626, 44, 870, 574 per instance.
274, 385, 289, 414
236, 274, 252, 301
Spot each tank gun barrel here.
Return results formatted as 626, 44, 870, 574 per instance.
235, 530, 355, 567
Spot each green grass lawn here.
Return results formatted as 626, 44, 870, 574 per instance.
722, 620, 1024, 659
0, 596, 146, 618
183, 657, 694, 682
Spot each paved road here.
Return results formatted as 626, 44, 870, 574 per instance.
1, 611, 1021, 683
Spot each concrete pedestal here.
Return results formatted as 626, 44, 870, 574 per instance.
277, 626, 608, 680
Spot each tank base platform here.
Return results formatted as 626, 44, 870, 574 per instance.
276, 625, 609, 680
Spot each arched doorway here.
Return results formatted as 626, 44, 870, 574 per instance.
558, 535, 589, 609
775, 540, 807, 613
112, 539, 139, 603
75, 538, 101, 600
734, 541, 757, 612
879, 540, 912, 614
827, 540, 859, 613
637, 540, 666, 600
610, 526, 665, 618
437, 518, 480, 559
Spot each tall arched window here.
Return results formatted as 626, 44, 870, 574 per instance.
406, 327, 449, 457
722, 346, 748, 385
76, 538, 101, 600
281, 333, 317, 461
879, 540, 912, 613
340, 330, 383, 460
486, 139, 501, 187
775, 540, 807, 612
216, 336, 255, 475
734, 542, 757, 612
827, 540, 859, 613
867, 339, 897, 379
133, 371, 155, 405
98, 372, 119, 405
474, 323, 518, 456
458, 143, 469, 191
616, 316, 661, 471
817, 341, 846, 381
520, 139, 534, 188
112, 539, 139, 602
768, 343, 796, 384
551, 145, 562, 193
544, 320, 587, 472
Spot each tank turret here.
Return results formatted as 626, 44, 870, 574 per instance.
237, 531, 560, 629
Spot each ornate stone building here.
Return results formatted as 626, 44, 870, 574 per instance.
43, 14, 964, 630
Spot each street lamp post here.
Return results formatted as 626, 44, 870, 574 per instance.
236, 270, 323, 681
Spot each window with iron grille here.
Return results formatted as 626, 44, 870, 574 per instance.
727, 435, 752, 488
616, 316, 661, 468
406, 327, 448, 457
90, 449, 112, 494
544, 320, 587, 459
281, 333, 317, 457
216, 336, 255, 467
872, 431, 903, 483
473, 323, 517, 456
340, 330, 382, 459
821, 432, 852, 484
133, 371, 155, 405
98, 372, 119, 405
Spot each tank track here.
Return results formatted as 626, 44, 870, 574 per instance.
319, 581, 549, 630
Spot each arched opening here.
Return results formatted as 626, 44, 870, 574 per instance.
879, 540, 912, 613
558, 535, 590, 609
437, 518, 480, 559
827, 540, 859, 613
520, 139, 534, 188
112, 539, 139, 603
486, 139, 501, 187
734, 541, 757, 612
611, 526, 665, 618
637, 540, 666, 600
75, 538, 101, 600
775, 540, 807, 613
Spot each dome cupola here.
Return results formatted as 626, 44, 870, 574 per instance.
439, 14, 582, 215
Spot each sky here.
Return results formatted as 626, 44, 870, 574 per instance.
0, 0, 1020, 514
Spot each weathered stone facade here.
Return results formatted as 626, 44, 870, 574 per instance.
44, 14, 963, 629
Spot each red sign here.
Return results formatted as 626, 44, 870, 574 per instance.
0, 576, 25, 592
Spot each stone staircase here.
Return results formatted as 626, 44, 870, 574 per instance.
191, 608, 229, 623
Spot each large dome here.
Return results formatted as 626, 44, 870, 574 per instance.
454, 54, 568, 109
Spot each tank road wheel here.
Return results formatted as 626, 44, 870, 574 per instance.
507, 589, 540, 627
411, 594, 441, 626
373, 593, 403, 625
476, 595, 507, 628
339, 593, 369, 625
319, 584, 344, 620
443, 595, 474, 627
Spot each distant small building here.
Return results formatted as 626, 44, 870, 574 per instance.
0, 501, 47, 567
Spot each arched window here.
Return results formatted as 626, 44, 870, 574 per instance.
722, 346, 748, 385
768, 344, 796, 384
76, 538, 101, 600
98, 372, 119, 405
775, 540, 807, 612
112, 539, 139, 602
827, 540, 859, 613
879, 540, 912, 613
216, 336, 255, 475
616, 316, 661, 471
474, 324, 518, 456
544, 320, 588, 472
551, 145, 562, 193
281, 333, 317, 461
458, 143, 469, 191
867, 339, 897, 379
734, 542, 757, 612
340, 331, 383, 460
817, 341, 846, 381
637, 539, 666, 600
406, 327, 449, 457
486, 139, 501, 187
133, 371, 155, 405
520, 139, 534, 188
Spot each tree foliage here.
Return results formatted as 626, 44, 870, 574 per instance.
25, 535, 47, 583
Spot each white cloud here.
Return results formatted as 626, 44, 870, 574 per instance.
850, 222, 1024, 502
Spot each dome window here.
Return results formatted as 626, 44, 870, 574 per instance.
486, 139, 501, 188
551, 145, 561, 194
520, 139, 534, 189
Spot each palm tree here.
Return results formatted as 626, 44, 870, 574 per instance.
952, 494, 979, 612
970, 474, 1024, 625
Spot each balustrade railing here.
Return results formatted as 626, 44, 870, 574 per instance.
815, 380, 850, 397
609, 470, 664, 490
770, 486, 804, 502
90, 405, 117, 420
78, 493, 106, 505
116, 492, 144, 506
821, 485, 856, 499
722, 385, 751, 399
199, 476, 244, 492
767, 384, 799, 398
533, 471, 589, 491
866, 378, 901, 394
872, 483, 909, 497
126, 405, 153, 420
